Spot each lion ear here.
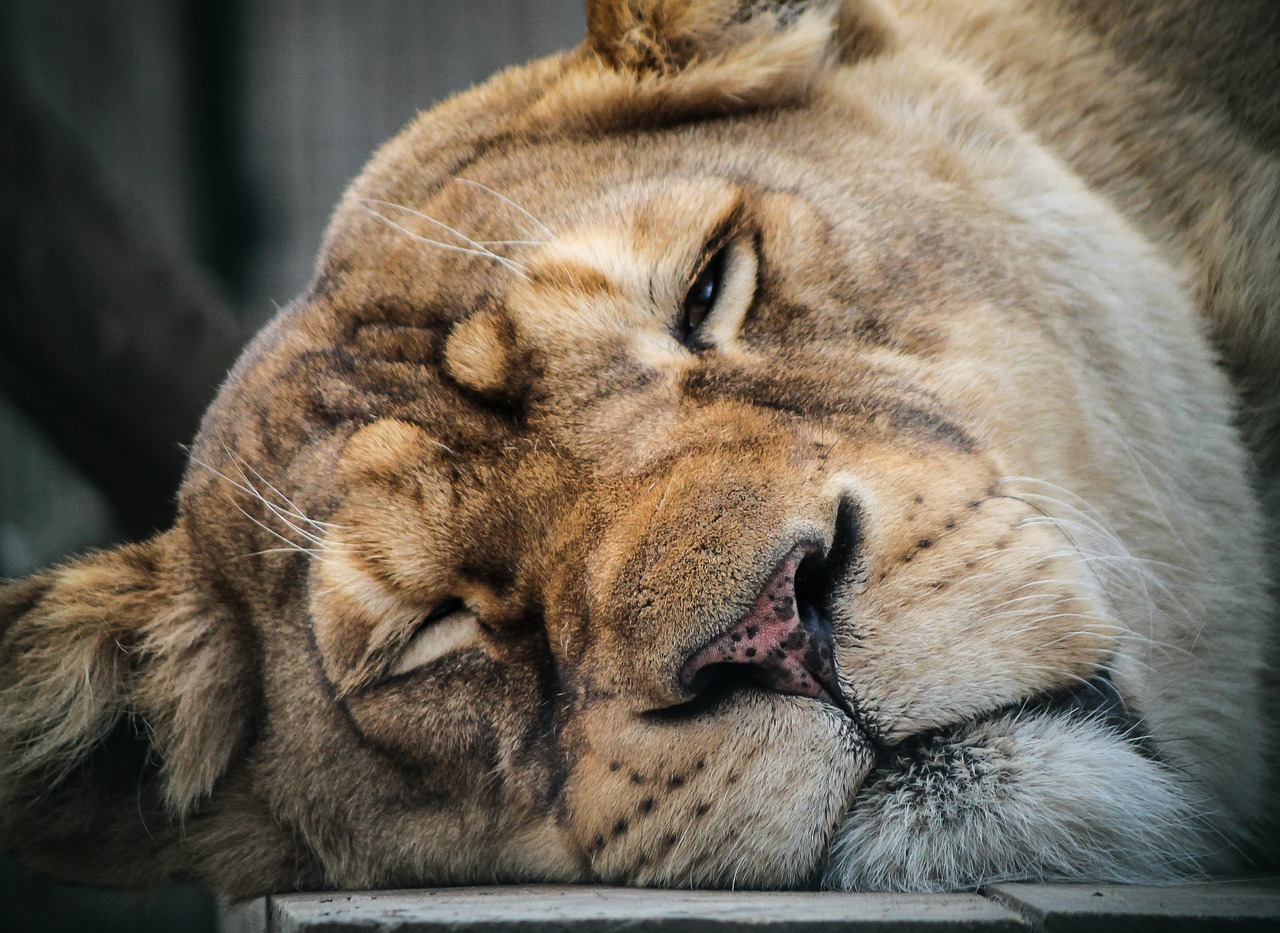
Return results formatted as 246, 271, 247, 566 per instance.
585, 0, 896, 74
0, 527, 256, 875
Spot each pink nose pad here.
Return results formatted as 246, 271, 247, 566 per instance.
680, 544, 840, 703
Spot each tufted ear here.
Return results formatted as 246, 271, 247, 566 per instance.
531, 0, 900, 131
585, 0, 896, 74
0, 527, 256, 885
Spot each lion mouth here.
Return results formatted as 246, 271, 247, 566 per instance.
648, 635, 857, 724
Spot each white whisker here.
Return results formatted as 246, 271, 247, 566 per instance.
231, 502, 311, 557
455, 177, 554, 236
230, 452, 346, 530
360, 199, 530, 279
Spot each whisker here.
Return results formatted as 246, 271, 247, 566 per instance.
224, 457, 331, 548
362, 198, 505, 257
241, 547, 326, 559
455, 177, 554, 236
189, 452, 272, 506
229, 452, 346, 530
231, 502, 311, 556
360, 199, 530, 279
191, 449, 357, 565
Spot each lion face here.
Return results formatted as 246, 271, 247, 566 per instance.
1, 0, 1272, 895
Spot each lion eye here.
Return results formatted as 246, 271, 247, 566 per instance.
388, 598, 479, 678
680, 245, 728, 346
421, 598, 466, 624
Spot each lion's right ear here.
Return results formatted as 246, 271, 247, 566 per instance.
0, 526, 256, 877
530, 0, 899, 132
585, 0, 897, 74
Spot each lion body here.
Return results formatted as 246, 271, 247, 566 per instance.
1, 0, 1276, 894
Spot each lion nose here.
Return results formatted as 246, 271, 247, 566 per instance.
679, 543, 843, 705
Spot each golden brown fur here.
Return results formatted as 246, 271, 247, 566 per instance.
1, 0, 1276, 894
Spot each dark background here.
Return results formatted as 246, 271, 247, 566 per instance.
0, 1, 582, 929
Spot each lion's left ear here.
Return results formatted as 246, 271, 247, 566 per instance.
0, 526, 256, 875
585, 0, 897, 74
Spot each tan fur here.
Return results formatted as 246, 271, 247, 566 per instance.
445, 311, 523, 401
1, 0, 1275, 895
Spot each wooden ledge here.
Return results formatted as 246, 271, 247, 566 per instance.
220, 878, 1280, 932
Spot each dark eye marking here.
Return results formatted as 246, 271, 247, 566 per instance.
679, 244, 729, 349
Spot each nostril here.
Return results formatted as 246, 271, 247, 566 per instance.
794, 549, 828, 626
679, 541, 846, 709
827, 496, 864, 583
793, 494, 862, 619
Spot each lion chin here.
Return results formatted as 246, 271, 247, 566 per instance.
0, 0, 1277, 898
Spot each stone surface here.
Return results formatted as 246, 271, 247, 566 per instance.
989, 879, 1280, 932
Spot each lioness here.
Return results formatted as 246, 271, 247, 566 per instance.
1, 0, 1276, 896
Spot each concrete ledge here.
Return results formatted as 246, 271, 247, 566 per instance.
219, 879, 1280, 932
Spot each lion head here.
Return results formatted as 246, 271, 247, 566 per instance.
1, 0, 1273, 895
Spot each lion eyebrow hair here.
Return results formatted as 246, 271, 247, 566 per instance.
358, 197, 531, 280
454, 177, 554, 238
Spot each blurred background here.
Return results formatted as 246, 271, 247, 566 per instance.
0, 1, 582, 929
